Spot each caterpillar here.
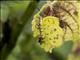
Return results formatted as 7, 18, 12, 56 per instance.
32, 1, 80, 53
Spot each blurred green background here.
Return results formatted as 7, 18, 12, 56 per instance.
0, 1, 75, 60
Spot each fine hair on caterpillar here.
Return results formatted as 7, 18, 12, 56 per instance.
32, 1, 80, 53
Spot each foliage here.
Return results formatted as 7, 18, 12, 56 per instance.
0, 1, 80, 60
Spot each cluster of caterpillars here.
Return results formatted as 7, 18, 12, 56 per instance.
37, 1, 79, 44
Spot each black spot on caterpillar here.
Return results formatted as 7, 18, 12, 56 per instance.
59, 20, 66, 28
38, 36, 43, 44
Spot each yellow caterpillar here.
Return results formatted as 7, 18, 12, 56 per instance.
32, 1, 80, 53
